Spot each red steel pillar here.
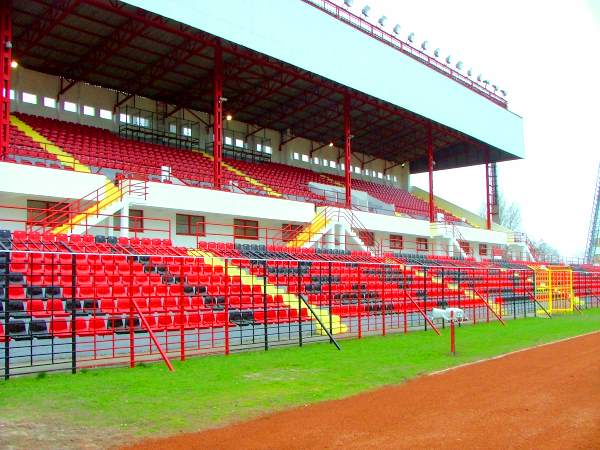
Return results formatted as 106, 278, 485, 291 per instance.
485, 162, 491, 230
485, 152, 499, 229
427, 123, 435, 223
213, 46, 223, 190
0, 0, 11, 161
344, 94, 352, 209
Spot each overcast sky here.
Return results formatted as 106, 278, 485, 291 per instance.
334, 0, 600, 257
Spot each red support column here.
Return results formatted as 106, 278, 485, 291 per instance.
485, 162, 492, 230
427, 123, 435, 223
344, 94, 352, 209
485, 154, 499, 229
0, 0, 11, 161
213, 46, 223, 190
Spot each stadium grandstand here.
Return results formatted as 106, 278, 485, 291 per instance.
0, 0, 598, 377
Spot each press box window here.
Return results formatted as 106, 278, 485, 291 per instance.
234, 219, 259, 240
416, 237, 428, 252
390, 234, 403, 250
176, 214, 205, 236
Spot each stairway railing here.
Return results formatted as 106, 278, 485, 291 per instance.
27, 176, 147, 233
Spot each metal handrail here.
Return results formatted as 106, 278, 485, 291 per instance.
298, 294, 341, 350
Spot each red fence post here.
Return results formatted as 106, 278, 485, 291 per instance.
381, 264, 386, 336
129, 257, 135, 368
450, 310, 455, 355
224, 258, 230, 355
403, 269, 408, 334
179, 258, 185, 362
357, 263, 362, 339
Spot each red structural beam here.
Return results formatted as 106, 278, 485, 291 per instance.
114, 40, 211, 109
81, 0, 477, 151
0, 0, 11, 161
344, 93, 352, 209
17, 0, 82, 57
213, 46, 223, 190
247, 86, 338, 139
427, 123, 435, 223
57, 15, 154, 98
485, 161, 491, 230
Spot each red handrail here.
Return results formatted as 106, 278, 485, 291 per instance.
473, 288, 506, 325
131, 299, 175, 372
405, 291, 440, 335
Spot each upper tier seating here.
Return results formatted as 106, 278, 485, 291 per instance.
7, 113, 459, 222
10, 113, 265, 194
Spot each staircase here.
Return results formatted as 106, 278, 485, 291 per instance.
27, 177, 148, 235
284, 206, 381, 254
285, 206, 330, 248
188, 248, 348, 334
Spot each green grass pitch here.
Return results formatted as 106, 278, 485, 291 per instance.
1, 309, 600, 439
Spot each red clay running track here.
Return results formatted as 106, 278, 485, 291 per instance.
124, 332, 600, 450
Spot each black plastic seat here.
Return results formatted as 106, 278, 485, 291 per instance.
8, 273, 24, 284
7, 320, 28, 340
45, 286, 62, 298
107, 317, 126, 333
7, 300, 25, 316
106, 236, 117, 245
94, 234, 107, 243
65, 300, 87, 316
27, 286, 44, 298
30, 319, 52, 339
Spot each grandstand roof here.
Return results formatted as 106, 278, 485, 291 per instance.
12, 0, 523, 173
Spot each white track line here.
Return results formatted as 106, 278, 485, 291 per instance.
429, 329, 600, 376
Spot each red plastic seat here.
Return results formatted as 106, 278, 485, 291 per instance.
49, 318, 71, 338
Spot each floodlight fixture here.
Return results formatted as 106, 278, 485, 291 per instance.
467, 68, 473, 77
329, 142, 334, 147
407, 32, 415, 42
378, 15, 387, 27
226, 114, 233, 121
456, 61, 463, 70
421, 40, 429, 51
445, 55, 452, 64
344, 0, 354, 7
393, 24, 401, 34
10, 60, 18, 69
434, 48, 441, 57
361, 5, 371, 17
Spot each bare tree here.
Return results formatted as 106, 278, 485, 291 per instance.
530, 239, 561, 261
497, 192, 522, 231
480, 191, 522, 230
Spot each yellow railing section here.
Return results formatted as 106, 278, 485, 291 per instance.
530, 265, 576, 314
319, 173, 344, 187
52, 181, 123, 235
188, 249, 348, 334
199, 151, 282, 197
